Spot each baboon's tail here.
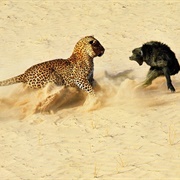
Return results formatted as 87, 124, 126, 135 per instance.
0, 74, 24, 86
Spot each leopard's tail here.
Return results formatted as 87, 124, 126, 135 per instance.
0, 74, 24, 86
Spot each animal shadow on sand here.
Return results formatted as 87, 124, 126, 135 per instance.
105, 69, 134, 84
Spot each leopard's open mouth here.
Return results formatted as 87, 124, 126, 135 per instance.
98, 49, 105, 57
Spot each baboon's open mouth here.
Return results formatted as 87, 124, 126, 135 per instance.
129, 56, 143, 66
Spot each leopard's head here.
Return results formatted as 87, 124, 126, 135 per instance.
73, 36, 105, 58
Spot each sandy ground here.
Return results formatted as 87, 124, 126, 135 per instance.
0, 0, 180, 179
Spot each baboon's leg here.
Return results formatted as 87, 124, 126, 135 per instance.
162, 67, 175, 92
142, 68, 163, 86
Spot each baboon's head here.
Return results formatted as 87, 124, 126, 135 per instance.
129, 47, 143, 66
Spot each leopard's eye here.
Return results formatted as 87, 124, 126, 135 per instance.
89, 40, 94, 44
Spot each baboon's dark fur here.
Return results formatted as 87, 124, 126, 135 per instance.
129, 41, 180, 92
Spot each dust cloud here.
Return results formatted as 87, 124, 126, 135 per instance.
0, 69, 166, 120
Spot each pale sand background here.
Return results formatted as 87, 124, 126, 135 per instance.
0, 0, 180, 179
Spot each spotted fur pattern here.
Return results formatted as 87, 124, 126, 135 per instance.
0, 36, 105, 95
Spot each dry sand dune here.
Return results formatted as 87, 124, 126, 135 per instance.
0, 1, 180, 179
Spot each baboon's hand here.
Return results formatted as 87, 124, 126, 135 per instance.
168, 84, 175, 92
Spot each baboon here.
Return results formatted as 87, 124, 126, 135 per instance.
129, 41, 180, 92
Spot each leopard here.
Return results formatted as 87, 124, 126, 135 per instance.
0, 36, 105, 96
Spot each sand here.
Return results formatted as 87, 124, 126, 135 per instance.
0, 0, 180, 179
